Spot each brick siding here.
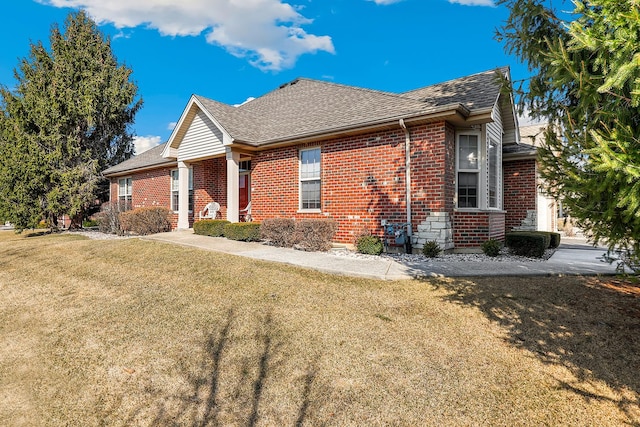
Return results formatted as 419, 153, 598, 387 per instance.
503, 159, 537, 231
193, 158, 227, 219
110, 169, 181, 227
453, 210, 506, 248
108, 122, 532, 248
250, 122, 454, 243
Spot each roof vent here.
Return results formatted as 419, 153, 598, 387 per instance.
278, 78, 300, 89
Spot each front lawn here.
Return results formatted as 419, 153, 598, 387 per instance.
0, 231, 638, 426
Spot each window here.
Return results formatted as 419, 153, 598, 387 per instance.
171, 168, 193, 212
300, 148, 321, 210
457, 134, 480, 208
488, 139, 498, 208
118, 177, 132, 210
239, 160, 251, 172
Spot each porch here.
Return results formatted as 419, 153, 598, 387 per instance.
174, 149, 251, 229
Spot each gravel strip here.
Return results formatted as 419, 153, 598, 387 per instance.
332, 248, 556, 263
62, 229, 131, 240
64, 229, 555, 262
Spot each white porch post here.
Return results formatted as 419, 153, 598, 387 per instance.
177, 161, 190, 229
226, 149, 240, 223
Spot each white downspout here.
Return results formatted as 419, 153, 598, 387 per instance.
399, 119, 412, 246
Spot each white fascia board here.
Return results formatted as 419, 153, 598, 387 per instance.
162, 95, 234, 159
163, 95, 197, 159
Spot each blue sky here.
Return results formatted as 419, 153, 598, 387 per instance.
0, 0, 531, 154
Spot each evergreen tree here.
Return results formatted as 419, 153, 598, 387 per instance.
497, 0, 640, 261
0, 11, 142, 230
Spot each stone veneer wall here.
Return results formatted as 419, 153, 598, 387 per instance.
415, 212, 454, 251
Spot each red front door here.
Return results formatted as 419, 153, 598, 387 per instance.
239, 173, 250, 210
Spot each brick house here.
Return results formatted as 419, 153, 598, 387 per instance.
103, 67, 540, 252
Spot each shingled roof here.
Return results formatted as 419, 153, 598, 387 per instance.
401, 67, 509, 110
192, 67, 510, 146
503, 142, 537, 160
108, 68, 514, 175
103, 142, 174, 176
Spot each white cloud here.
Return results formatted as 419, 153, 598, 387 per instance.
167, 122, 177, 131
38, 0, 335, 71
233, 97, 255, 107
369, 0, 404, 4
133, 135, 162, 154
448, 0, 494, 6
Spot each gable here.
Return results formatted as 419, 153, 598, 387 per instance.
163, 67, 519, 157
163, 96, 231, 162
178, 109, 226, 161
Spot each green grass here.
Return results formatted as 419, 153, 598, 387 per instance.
0, 230, 638, 426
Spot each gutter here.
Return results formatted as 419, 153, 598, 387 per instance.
102, 160, 177, 178
399, 119, 413, 248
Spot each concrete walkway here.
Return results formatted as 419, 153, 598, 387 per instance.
143, 230, 622, 280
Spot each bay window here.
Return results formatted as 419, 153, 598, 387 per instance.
457, 134, 480, 208
456, 131, 502, 210
488, 138, 499, 208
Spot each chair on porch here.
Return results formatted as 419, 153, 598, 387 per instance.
239, 201, 252, 222
199, 202, 220, 220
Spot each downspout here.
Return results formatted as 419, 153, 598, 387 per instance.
399, 119, 412, 253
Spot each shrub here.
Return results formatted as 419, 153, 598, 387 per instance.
193, 219, 230, 237
82, 219, 99, 228
422, 240, 441, 258
224, 222, 261, 241
481, 239, 502, 257
95, 203, 125, 235
505, 232, 547, 257
356, 235, 384, 255
538, 231, 561, 248
119, 207, 172, 236
293, 219, 337, 252
260, 218, 296, 247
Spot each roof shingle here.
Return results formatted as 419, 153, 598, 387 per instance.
107, 68, 512, 175
195, 67, 509, 145
401, 67, 508, 111
103, 142, 174, 176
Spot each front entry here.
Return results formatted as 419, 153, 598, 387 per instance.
239, 173, 250, 211
239, 159, 251, 221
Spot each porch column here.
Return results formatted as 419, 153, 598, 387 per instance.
226, 149, 240, 223
177, 161, 190, 229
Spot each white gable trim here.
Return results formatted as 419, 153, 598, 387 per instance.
162, 95, 233, 161
494, 68, 520, 146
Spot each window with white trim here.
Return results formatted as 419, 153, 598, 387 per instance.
488, 138, 499, 208
300, 147, 321, 210
457, 134, 480, 208
171, 168, 193, 212
118, 177, 132, 210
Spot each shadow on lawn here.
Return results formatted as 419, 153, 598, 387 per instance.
433, 276, 640, 424
132, 310, 324, 427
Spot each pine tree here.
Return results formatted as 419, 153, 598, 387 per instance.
0, 11, 142, 231
497, 0, 640, 262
